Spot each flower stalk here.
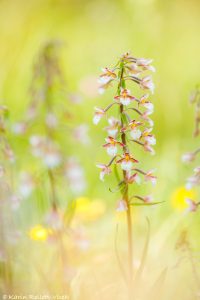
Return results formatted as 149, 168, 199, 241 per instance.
94, 52, 157, 299
119, 62, 133, 293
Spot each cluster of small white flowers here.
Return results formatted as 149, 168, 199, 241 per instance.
30, 135, 62, 169
94, 52, 157, 208
65, 157, 86, 194
12, 41, 87, 211
182, 87, 200, 213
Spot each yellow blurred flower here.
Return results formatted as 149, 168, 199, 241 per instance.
171, 186, 196, 211
29, 225, 51, 241
75, 197, 106, 222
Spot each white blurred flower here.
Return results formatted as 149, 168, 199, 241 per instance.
19, 172, 35, 199
43, 149, 61, 168
116, 200, 128, 212
130, 128, 141, 139
65, 157, 86, 194
45, 113, 58, 129
73, 124, 90, 145
182, 152, 195, 163
12, 122, 27, 135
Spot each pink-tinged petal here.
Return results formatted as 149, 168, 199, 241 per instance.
145, 135, 156, 145
117, 141, 125, 147
100, 167, 111, 181
144, 142, 155, 155
114, 95, 120, 101
96, 163, 106, 169
96, 164, 111, 181
127, 172, 141, 184
185, 198, 198, 213
140, 76, 155, 94
182, 153, 195, 163
116, 200, 128, 212
144, 195, 153, 203
130, 158, 139, 163
144, 170, 157, 186
136, 58, 153, 67
134, 173, 141, 184
120, 126, 127, 132
93, 107, 105, 125
102, 143, 111, 148
186, 175, 200, 189
142, 102, 154, 114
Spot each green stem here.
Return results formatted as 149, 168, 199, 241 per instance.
119, 63, 133, 300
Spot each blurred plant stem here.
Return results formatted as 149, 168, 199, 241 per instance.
43, 44, 58, 211
42, 42, 71, 296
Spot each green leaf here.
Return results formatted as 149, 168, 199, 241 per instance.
109, 181, 125, 193
113, 163, 121, 182
130, 201, 164, 206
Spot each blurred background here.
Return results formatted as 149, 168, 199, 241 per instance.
0, 0, 200, 299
